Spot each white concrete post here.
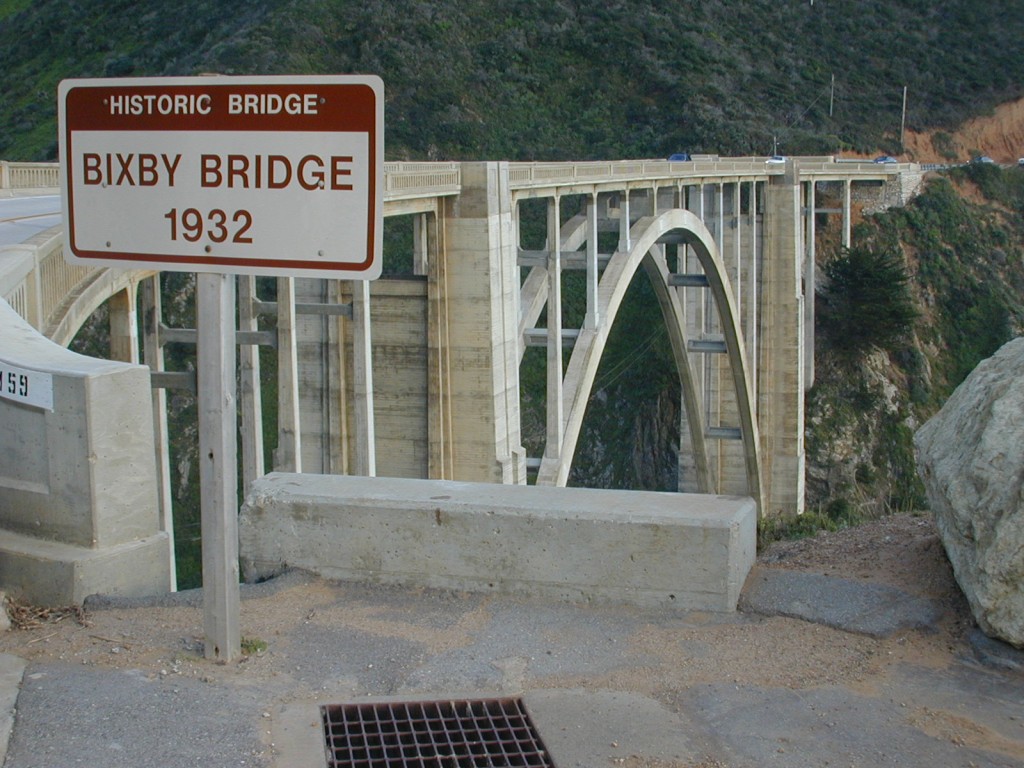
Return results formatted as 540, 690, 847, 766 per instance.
332, 279, 350, 475
351, 279, 376, 476
546, 195, 564, 459
413, 213, 429, 276
108, 286, 139, 364
140, 275, 176, 591
585, 192, 600, 330
618, 187, 631, 252
804, 181, 816, 389
238, 275, 265, 491
28, 247, 44, 331
690, 184, 707, 401
196, 272, 240, 662
733, 182, 742, 310
274, 277, 301, 472
842, 179, 852, 248
748, 182, 759, 392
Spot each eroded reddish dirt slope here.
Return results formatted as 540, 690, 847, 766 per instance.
903, 96, 1024, 164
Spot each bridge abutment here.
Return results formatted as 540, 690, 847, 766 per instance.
0, 299, 172, 604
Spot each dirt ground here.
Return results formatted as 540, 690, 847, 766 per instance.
0, 513, 976, 692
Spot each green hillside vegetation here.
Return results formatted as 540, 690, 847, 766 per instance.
2, 0, 1024, 160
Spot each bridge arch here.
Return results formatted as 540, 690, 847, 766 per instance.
46, 266, 155, 351
535, 208, 763, 513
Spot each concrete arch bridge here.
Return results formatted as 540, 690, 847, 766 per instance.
2, 156, 923, 529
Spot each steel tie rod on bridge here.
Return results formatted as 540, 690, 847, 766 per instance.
687, 337, 728, 354
523, 328, 580, 348
517, 249, 613, 270
157, 323, 278, 348
667, 273, 710, 287
251, 299, 353, 318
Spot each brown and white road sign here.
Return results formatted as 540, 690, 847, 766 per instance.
58, 75, 383, 280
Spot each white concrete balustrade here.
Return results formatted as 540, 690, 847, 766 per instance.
0, 161, 59, 195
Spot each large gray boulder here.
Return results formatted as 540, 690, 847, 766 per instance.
914, 337, 1024, 648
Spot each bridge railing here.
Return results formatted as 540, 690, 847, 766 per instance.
507, 157, 795, 189
0, 161, 60, 192
797, 159, 906, 177
0, 159, 461, 199
1, 226, 90, 331
0, 156, 913, 200
383, 161, 461, 199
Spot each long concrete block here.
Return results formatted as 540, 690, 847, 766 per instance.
240, 473, 756, 612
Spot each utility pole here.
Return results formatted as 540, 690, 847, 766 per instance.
829, 73, 835, 117
900, 86, 908, 150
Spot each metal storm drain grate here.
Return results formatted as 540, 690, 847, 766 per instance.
321, 696, 557, 767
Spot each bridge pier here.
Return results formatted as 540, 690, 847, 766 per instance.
759, 168, 807, 516
439, 162, 527, 483
299, 162, 528, 484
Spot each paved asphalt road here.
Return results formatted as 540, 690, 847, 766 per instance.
0, 195, 61, 247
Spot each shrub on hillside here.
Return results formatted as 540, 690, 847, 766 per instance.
818, 245, 918, 358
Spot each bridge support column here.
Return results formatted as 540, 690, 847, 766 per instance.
438, 162, 525, 483
585, 193, 600, 330
678, 184, 705, 494
351, 280, 376, 477
274, 277, 301, 473
759, 171, 806, 516
715, 183, 747, 497
238, 275, 265, 492
545, 196, 564, 459
427, 209, 454, 479
804, 182, 817, 390
618, 188, 631, 252
108, 285, 139, 364
747, 182, 759, 381
140, 276, 175, 591
842, 180, 852, 248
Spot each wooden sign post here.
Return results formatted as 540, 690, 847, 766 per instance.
197, 272, 240, 660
